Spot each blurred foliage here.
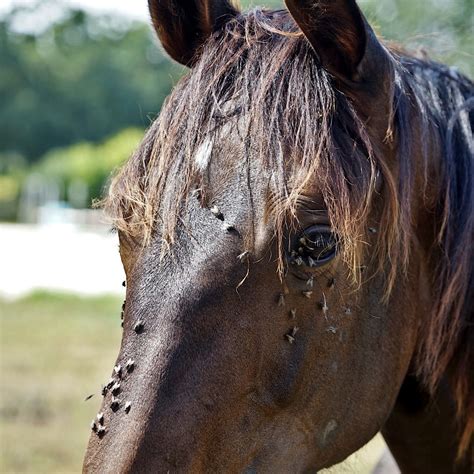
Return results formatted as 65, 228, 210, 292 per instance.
0, 128, 143, 220
34, 127, 144, 205
0, 1, 181, 163
0, 0, 471, 220
0, 152, 27, 220
360, 0, 473, 74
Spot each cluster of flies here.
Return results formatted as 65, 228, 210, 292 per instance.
278, 275, 334, 345
91, 355, 135, 437
276, 225, 375, 342
289, 235, 322, 267
91, 285, 143, 438
208, 201, 344, 346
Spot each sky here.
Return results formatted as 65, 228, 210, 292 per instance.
0, 0, 149, 21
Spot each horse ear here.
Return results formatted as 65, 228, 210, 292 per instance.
148, 0, 240, 66
284, 0, 390, 87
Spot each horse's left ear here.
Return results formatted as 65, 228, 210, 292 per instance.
148, 0, 240, 66
285, 0, 391, 93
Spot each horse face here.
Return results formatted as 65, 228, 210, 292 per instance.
85, 157, 414, 472
83, 1, 429, 472
83, 150, 422, 473
83, 110, 426, 472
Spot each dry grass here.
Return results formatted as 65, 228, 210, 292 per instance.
0, 292, 122, 473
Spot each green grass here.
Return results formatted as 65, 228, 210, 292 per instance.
0, 292, 123, 474
0, 291, 384, 473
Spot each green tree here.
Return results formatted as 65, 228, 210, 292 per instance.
0, 3, 181, 163
33, 127, 145, 206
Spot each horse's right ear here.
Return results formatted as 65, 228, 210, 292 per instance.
148, 0, 240, 66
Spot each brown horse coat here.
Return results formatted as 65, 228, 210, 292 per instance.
84, 1, 473, 472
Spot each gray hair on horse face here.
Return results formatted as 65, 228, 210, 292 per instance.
195, 138, 213, 172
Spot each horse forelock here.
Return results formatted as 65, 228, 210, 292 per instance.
103, 8, 474, 455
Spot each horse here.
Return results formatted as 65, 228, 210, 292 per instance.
83, 0, 473, 472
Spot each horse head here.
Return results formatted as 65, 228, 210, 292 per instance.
83, 1, 473, 471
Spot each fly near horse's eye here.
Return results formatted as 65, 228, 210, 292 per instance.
292, 225, 338, 267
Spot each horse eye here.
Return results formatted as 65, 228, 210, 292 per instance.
294, 225, 338, 267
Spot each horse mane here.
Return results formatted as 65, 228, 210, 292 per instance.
104, 9, 474, 454
401, 56, 474, 454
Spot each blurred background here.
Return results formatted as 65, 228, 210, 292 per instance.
0, 0, 471, 472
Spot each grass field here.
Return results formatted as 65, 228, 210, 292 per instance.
0, 292, 123, 473
0, 292, 384, 473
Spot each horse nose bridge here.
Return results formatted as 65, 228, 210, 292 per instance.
91, 347, 245, 472
115, 294, 260, 470
126, 367, 253, 471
